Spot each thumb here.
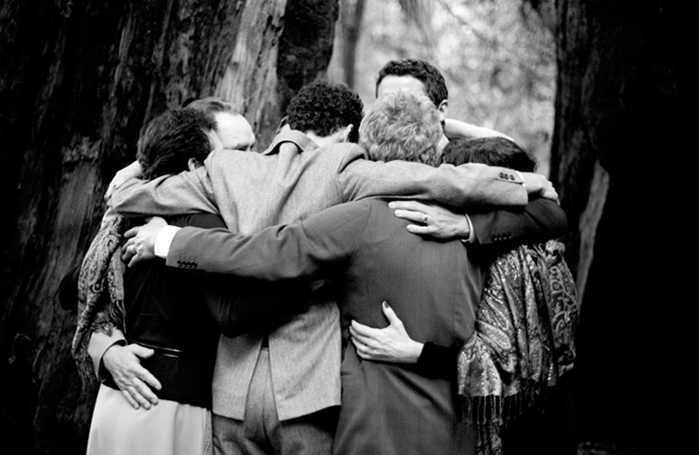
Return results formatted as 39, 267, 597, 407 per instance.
129, 344, 155, 359
381, 301, 402, 326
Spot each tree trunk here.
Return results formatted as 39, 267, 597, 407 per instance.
550, 0, 684, 452
339, 0, 366, 90
0, 0, 338, 453
217, 0, 340, 149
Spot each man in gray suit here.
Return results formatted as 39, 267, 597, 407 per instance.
111, 83, 557, 455
122, 91, 565, 455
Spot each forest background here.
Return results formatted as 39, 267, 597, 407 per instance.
0, 0, 686, 454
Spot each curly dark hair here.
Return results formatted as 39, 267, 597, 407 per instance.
442, 137, 537, 172
286, 81, 364, 143
375, 59, 448, 108
137, 107, 216, 180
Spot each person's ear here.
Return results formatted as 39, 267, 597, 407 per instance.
187, 158, 201, 171
437, 100, 449, 123
340, 124, 353, 143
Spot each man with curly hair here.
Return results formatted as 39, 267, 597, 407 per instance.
109, 81, 557, 455
285, 81, 363, 144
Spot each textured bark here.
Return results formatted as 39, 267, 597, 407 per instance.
216, 0, 340, 148
217, 0, 288, 149
277, 0, 340, 119
0, 0, 339, 453
339, 0, 366, 90
550, 0, 683, 451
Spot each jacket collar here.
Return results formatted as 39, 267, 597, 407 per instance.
262, 130, 319, 156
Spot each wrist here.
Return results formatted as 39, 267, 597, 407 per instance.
407, 341, 424, 364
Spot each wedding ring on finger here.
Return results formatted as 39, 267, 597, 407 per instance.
422, 214, 428, 224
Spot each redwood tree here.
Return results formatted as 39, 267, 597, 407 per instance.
550, 0, 684, 452
0, 0, 338, 453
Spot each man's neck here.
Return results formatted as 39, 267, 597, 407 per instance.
304, 131, 337, 147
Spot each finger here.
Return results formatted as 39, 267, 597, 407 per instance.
349, 324, 375, 346
381, 301, 402, 326
349, 320, 380, 339
131, 377, 159, 406
122, 245, 136, 263
393, 209, 428, 223
126, 383, 154, 410
129, 344, 155, 359
139, 369, 163, 391
405, 224, 437, 235
124, 226, 141, 239
127, 253, 140, 268
349, 337, 370, 359
120, 388, 140, 410
122, 239, 135, 253
388, 200, 430, 212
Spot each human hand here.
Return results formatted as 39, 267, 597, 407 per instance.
388, 201, 470, 240
105, 161, 142, 200
122, 216, 168, 267
520, 172, 559, 203
102, 343, 162, 410
349, 301, 424, 364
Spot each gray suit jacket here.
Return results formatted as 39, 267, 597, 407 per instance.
111, 130, 528, 420
166, 199, 486, 455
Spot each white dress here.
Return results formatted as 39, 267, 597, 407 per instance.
86, 384, 212, 455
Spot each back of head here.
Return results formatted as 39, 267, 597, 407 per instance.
186, 97, 255, 151
185, 97, 239, 116
359, 91, 442, 167
286, 81, 364, 143
375, 59, 448, 108
442, 137, 536, 172
137, 107, 216, 180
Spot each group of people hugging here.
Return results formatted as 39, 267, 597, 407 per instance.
63, 58, 579, 455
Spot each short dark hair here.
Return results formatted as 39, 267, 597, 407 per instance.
286, 81, 364, 143
442, 137, 537, 172
375, 59, 448, 107
186, 97, 240, 116
137, 107, 216, 180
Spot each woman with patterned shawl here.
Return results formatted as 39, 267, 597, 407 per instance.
349, 137, 579, 455
70, 107, 226, 455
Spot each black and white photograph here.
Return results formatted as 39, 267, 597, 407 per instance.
0, 1, 684, 454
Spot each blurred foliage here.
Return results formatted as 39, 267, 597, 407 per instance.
328, 0, 555, 175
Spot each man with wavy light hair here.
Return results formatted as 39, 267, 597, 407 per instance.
359, 91, 444, 167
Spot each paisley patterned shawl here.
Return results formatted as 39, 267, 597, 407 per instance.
71, 215, 127, 388
457, 240, 578, 455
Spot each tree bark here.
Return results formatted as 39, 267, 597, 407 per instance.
339, 0, 366, 90
550, 0, 684, 451
0, 0, 338, 452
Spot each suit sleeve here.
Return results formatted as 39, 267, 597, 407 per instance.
469, 199, 567, 247
166, 201, 373, 283
338, 149, 528, 208
199, 280, 319, 338
110, 165, 218, 217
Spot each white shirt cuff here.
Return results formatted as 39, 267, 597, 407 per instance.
154, 225, 182, 259
460, 214, 475, 243
464, 215, 475, 242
